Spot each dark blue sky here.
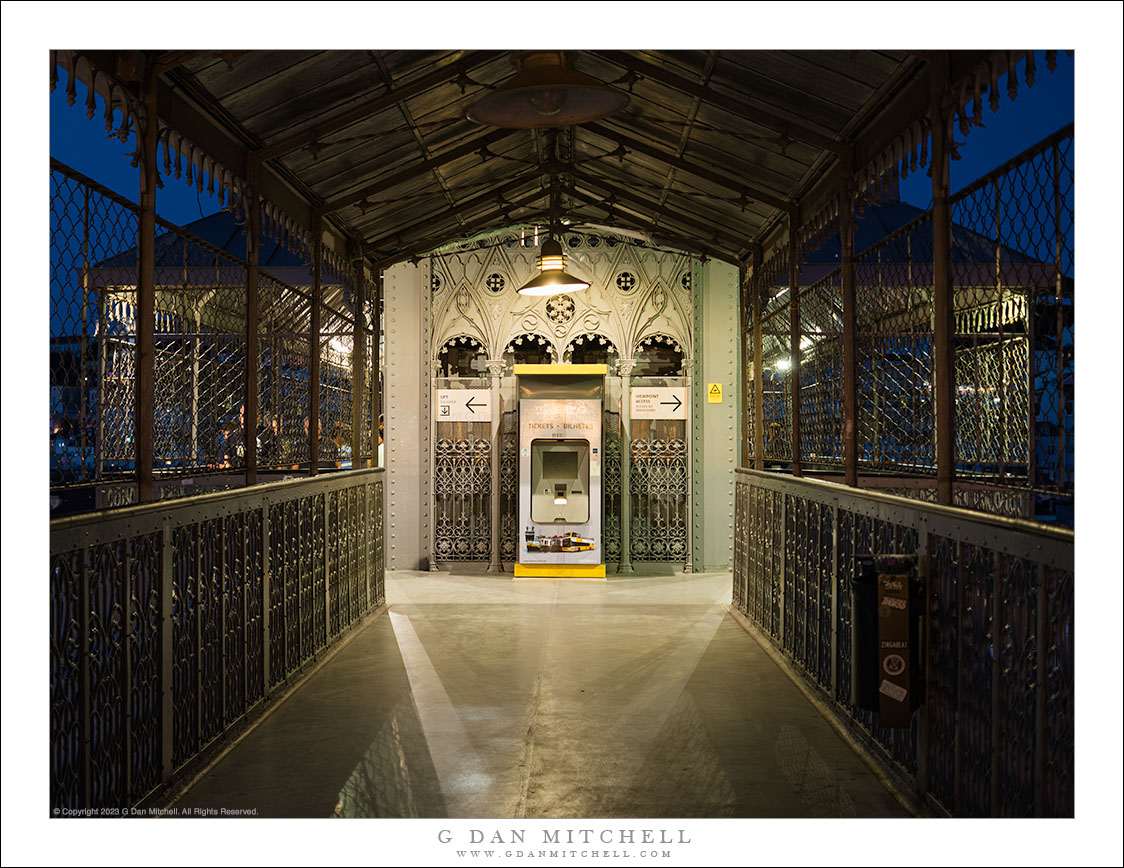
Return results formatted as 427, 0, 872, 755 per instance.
49, 51, 1075, 228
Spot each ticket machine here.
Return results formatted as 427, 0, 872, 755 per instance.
514, 364, 606, 579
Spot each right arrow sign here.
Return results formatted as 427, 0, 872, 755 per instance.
631, 387, 688, 420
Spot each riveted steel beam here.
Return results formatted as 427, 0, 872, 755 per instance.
594, 51, 847, 157
256, 51, 505, 163
570, 170, 748, 252
369, 189, 548, 271
568, 188, 724, 258
320, 128, 517, 214
364, 172, 545, 252
584, 122, 792, 213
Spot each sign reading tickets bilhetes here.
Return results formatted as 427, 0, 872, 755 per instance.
877, 557, 912, 727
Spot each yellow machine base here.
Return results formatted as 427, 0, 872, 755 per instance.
513, 563, 607, 580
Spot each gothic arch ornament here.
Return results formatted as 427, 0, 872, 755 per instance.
436, 334, 487, 378
503, 332, 557, 361
635, 333, 684, 357
563, 332, 618, 363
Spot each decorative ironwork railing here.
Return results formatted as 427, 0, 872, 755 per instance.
732, 468, 1073, 817
49, 468, 385, 811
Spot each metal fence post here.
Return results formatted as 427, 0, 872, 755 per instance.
245, 162, 260, 487
738, 263, 750, 468
930, 51, 956, 506
751, 245, 765, 472
788, 208, 802, 477
840, 156, 859, 488
136, 68, 159, 503
262, 502, 271, 699
81, 548, 92, 807
351, 244, 367, 470
618, 360, 635, 574
309, 215, 323, 476
487, 361, 504, 573
161, 519, 174, 784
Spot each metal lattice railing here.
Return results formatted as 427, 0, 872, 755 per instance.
799, 269, 844, 466
432, 378, 492, 562
732, 469, 1073, 817
50, 160, 378, 512
51, 166, 140, 487
855, 215, 936, 474
629, 376, 689, 562
949, 129, 1074, 518
49, 468, 385, 811
747, 127, 1073, 525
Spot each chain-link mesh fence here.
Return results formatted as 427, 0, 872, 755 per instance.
950, 128, 1073, 521
50, 161, 377, 511
50, 164, 139, 487
747, 126, 1073, 525
855, 217, 936, 474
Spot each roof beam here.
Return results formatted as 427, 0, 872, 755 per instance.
568, 189, 725, 258
370, 190, 547, 271
320, 128, 517, 214
255, 50, 504, 163
365, 174, 545, 252
593, 51, 848, 156
569, 170, 749, 253
583, 122, 791, 212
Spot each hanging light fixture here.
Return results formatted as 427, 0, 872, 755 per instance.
467, 51, 629, 128
517, 237, 589, 296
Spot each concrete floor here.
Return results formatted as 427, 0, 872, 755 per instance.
172, 569, 909, 819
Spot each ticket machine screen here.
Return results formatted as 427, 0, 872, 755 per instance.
530, 439, 590, 523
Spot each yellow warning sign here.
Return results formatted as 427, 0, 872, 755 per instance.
707, 382, 723, 403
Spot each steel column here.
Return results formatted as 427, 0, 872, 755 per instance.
351, 244, 366, 469
191, 324, 200, 464
309, 215, 323, 476
752, 246, 764, 471
1027, 280, 1037, 502
840, 159, 859, 488
487, 361, 503, 573
373, 274, 382, 466
80, 186, 90, 474
930, 51, 956, 506
994, 180, 1006, 484
788, 209, 802, 477
136, 68, 159, 503
738, 264, 749, 468
244, 160, 261, 486
97, 288, 107, 480
618, 360, 635, 574
1052, 144, 1066, 493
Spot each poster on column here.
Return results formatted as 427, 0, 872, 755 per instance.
435, 389, 492, 422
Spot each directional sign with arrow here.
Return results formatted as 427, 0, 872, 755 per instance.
436, 389, 493, 423
630, 387, 688, 420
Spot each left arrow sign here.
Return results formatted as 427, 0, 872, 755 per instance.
465, 396, 484, 413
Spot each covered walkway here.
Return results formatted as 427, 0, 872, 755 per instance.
170, 570, 908, 819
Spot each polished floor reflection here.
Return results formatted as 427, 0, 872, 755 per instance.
172, 570, 909, 818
